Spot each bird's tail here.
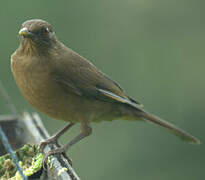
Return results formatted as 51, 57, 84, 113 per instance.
137, 110, 200, 144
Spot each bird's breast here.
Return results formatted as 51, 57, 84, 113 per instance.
11, 55, 70, 118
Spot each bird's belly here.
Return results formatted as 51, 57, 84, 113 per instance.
27, 90, 117, 123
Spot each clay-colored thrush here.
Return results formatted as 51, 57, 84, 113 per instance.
11, 19, 200, 160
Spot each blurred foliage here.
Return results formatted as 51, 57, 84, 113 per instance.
0, 0, 204, 179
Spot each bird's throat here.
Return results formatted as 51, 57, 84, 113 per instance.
19, 39, 39, 56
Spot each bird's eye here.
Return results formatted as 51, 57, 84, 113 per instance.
44, 27, 49, 34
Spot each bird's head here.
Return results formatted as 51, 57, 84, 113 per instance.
18, 19, 57, 52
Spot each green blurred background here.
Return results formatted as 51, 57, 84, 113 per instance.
0, 0, 204, 179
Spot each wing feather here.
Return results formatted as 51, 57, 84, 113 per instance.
51, 47, 143, 108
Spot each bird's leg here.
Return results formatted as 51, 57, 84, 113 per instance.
40, 122, 75, 152
43, 121, 92, 164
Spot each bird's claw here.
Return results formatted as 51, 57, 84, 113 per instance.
42, 146, 72, 170
39, 137, 59, 153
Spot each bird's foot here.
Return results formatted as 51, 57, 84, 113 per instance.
39, 136, 59, 153
43, 146, 72, 169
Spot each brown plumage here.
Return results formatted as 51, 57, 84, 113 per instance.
11, 19, 200, 160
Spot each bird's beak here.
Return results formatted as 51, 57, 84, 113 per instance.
19, 27, 33, 37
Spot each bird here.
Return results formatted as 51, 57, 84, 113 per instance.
11, 19, 200, 161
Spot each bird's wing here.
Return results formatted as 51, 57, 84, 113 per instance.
98, 88, 143, 109
51, 49, 143, 108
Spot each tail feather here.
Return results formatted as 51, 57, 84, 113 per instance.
139, 111, 200, 144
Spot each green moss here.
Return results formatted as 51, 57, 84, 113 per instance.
24, 153, 43, 176
0, 144, 43, 179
